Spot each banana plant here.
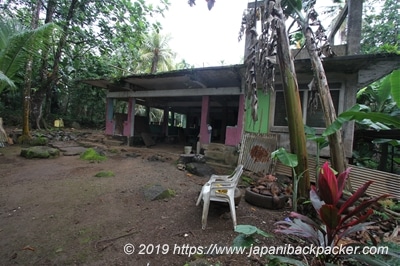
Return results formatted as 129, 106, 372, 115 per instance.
324, 104, 400, 137
390, 70, 400, 107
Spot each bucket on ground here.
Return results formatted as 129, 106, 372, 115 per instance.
54, 119, 64, 128
184, 146, 192, 154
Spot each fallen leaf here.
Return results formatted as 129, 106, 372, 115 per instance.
55, 248, 63, 253
22, 245, 35, 252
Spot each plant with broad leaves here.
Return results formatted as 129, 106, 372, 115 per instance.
271, 147, 307, 212
233, 225, 271, 247
274, 162, 391, 264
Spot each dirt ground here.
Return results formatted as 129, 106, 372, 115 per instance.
0, 132, 292, 266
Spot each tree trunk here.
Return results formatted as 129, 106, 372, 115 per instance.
151, 52, 159, 74
303, 27, 349, 188
22, 0, 41, 138
33, 0, 78, 128
275, 4, 310, 199
31, 92, 45, 130
277, 20, 310, 199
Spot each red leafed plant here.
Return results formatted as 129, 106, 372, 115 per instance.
275, 162, 389, 263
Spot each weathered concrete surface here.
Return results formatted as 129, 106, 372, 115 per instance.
202, 143, 239, 166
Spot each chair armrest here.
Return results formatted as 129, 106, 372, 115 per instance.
209, 181, 236, 189
208, 174, 231, 183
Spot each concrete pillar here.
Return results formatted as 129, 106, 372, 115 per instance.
347, 0, 363, 55
129, 98, 136, 142
199, 96, 210, 144
105, 98, 114, 135
123, 98, 135, 141
162, 107, 168, 136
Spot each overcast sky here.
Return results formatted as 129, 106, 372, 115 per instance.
155, 0, 353, 67
157, 0, 249, 67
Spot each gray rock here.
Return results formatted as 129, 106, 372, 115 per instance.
62, 146, 88, 156
71, 121, 81, 129
20, 146, 60, 159
185, 162, 216, 177
142, 184, 176, 201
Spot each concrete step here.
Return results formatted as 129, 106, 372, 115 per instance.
75, 140, 108, 150
84, 137, 103, 143
103, 139, 125, 146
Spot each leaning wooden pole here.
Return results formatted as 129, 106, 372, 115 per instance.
303, 28, 350, 190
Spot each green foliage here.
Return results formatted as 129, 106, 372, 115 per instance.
66, 85, 107, 128
156, 189, 176, 200
304, 124, 330, 181
0, 0, 171, 127
240, 175, 254, 186
351, 70, 400, 172
94, 171, 114, 178
136, 32, 176, 74
357, 70, 400, 113
0, 18, 57, 93
362, 0, 400, 54
30, 136, 48, 146
281, 0, 303, 19
271, 148, 298, 168
271, 147, 306, 212
324, 104, 400, 137
365, 242, 400, 266
233, 225, 271, 247
389, 70, 400, 107
80, 148, 106, 162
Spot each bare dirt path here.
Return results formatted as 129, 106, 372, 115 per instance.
0, 143, 290, 266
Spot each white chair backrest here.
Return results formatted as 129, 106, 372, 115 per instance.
230, 164, 244, 186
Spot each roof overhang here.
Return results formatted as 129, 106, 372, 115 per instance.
82, 53, 399, 96
83, 64, 245, 96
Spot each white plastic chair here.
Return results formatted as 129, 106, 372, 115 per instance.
196, 164, 244, 230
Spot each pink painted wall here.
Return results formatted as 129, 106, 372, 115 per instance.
199, 96, 210, 144
123, 98, 133, 136
105, 98, 114, 135
225, 94, 245, 146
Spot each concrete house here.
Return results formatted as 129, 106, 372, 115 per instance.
83, 0, 399, 171
83, 0, 400, 198
83, 50, 399, 165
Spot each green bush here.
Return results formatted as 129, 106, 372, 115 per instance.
80, 148, 106, 161
94, 171, 114, 177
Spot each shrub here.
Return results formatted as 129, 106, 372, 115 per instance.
80, 148, 106, 161
94, 171, 114, 177
274, 162, 391, 265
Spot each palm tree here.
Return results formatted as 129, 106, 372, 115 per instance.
0, 18, 56, 139
0, 19, 55, 92
138, 32, 175, 74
